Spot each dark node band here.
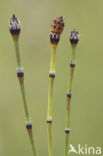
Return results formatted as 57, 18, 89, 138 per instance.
50, 33, 60, 44
17, 71, 24, 77
49, 73, 55, 78
26, 123, 32, 129
47, 119, 52, 123
10, 29, 21, 35
67, 93, 72, 98
70, 38, 79, 45
65, 128, 70, 134
70, 62, 75, 68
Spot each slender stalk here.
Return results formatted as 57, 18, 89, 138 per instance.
9, 14, 37, 156
50, 45, 56, 73
19, 82, 30, 122
28, 128, 37, 156
65, 29, 79, 156
14, 40, 37, 156
48, 46, 56, 118
65, 47, 76, 156
47, 16, 64, 156
47, 122, 53, 156
47, 76, 54, 120
71, 47, 76, 62
14, 40, 21, 68
47, 45, 56, 156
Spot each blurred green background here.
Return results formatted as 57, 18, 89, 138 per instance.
0, 0, 103, 155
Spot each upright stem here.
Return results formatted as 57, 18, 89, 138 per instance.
28, 129, 37, 156
50, 45, 56, 73
71, 47, 76, 62
14, 40, 21, 68
19, 82, 30, 122
65, 47, 76, 156
47, 77, 54, 120
47, 45, 57, 156
14, 39, 37, 156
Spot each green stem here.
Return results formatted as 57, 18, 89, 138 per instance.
47, 45, 56, 156
47, 123, 53, 156
65, 133, 69, 156
19, 81, 37, 156
65, 95, 71, 156
47, 78, 54, 119
14, 40, 21, 68
71, 47, 76, 62
50, 46, 56, 73
68, 68, 74, 92
14, 40, 37, 156
28, 131, 37, 156
19, 82, 30, 122
65, 47, 76, 156
69, 47, 76, 92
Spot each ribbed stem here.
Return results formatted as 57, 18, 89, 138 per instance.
28, 130, 37, 156
14, 39, 37, 156
71, 47, 76, 62
65, 133, 69, 156
65, 47, 76, 156
47, 45, 57, 156
47, 78, 54, 119
47, 123, 53, 156
19, 82, 30, 122
68, 67, 75, 92
14, 40, 21, 68
50, 45, 56, 73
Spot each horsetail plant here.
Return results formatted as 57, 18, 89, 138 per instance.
9, 15, 37, 156
65, 29, 79, 156
47, 17, 64, 156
